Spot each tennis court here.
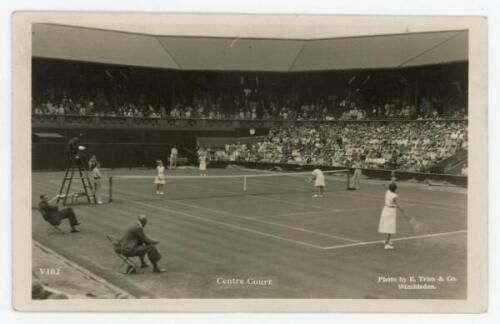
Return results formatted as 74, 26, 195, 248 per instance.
31, 167, 467, 299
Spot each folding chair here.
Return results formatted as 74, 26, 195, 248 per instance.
39, 209, 65, 235
106, 235, 139, 275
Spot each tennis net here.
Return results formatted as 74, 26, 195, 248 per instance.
108, 169, 351, 203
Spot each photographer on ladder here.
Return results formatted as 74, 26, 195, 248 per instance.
66, 133, 85, 167
58, 133, 96, 205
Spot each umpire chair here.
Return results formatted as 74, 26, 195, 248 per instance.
57, 152, 97, 205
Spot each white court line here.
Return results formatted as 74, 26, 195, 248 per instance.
402, 202, 466, 213
341, 185, 466, 208
262, 206, 381, 219
115, 174, 333, 212
168, 176, 334, 212
244, 169, 465, 210
50, 174, 463, 214
111, 170, 338, 179
155, 180, 364, 242
321, 230, 467, 250
131, 200, 327, 250
36, 180, 328, 249
37, 179, 465, 251
109, 180, 360, 244
342, 191, 466, 212
163, 197, 360, 243
48, 177, 378, 219
45, 177, 459, 248
251, 177, 465, 213
49, 171, 464, 210
261, 210, 335, 218
249, 193, 333, 211
109, 178, 382, 243
52, 175, 330, 212
165, 181, 466, 251
249, 169, 466, 210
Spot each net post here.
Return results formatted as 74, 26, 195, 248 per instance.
346, 169, 350, 190
243, 176, 247, 192
108, 176, 113, 203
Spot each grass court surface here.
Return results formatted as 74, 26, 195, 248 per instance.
32, 167, 467, 299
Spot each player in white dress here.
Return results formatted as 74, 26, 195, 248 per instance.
378, 182, 400, 249
199, 151, 207, 176
154, 160, 165, 195
311, 168, 325, 198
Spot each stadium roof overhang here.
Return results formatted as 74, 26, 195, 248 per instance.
32, 14, 468, 72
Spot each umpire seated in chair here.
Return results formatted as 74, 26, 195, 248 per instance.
114, 215, 165, 273
65, 133, 87, 168
38, 194, 81, 233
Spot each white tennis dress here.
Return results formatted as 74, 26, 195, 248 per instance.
378, 190, 398, 234
199, 156, 207, 171
154, 165, 166, 184
312, 169, 325, 187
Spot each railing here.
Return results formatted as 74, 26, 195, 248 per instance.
32, 114, 468, 130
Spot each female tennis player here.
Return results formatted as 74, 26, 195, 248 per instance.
154, 160, 165, 195
311, 168, 325, 198
199, 150, 207, 176
378, 182, 400, 250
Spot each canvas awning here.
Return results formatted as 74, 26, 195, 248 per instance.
32, 21, 467, 72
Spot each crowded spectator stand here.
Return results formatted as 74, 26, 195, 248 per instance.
205, 120, 467, 174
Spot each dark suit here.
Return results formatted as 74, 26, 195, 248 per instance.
65, 137, 85, 167
66, 137, 79, 159
116, 221, 161, 264
38, 200, 79, 227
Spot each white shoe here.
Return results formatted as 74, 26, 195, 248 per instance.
156, 191, 160, 195
312, 194, 318, 198
159, 192, 164, 195
384, 244, 394, 250
97, 201, 104, 205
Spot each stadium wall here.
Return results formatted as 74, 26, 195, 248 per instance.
32, 127, 256, 170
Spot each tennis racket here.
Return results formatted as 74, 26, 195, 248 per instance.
400, 208, 426, 234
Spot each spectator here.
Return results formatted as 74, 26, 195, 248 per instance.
206, 120, 467, 173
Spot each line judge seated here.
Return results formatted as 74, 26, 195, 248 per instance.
114, 215, 165, 273
38, 194, 81, 233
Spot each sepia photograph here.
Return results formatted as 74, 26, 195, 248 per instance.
11, 12, 487, 312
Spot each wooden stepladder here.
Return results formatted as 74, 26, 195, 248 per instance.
57, 158, 97, 205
